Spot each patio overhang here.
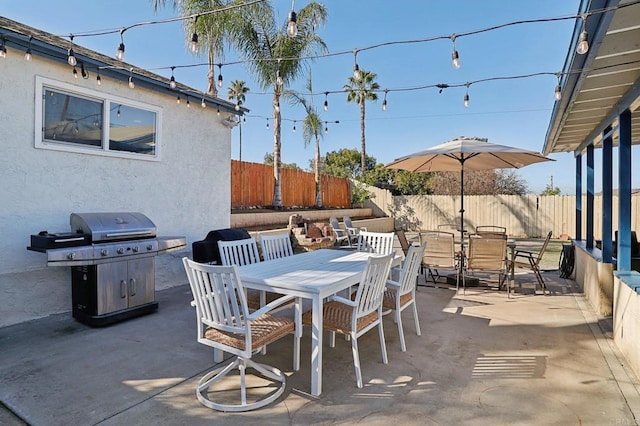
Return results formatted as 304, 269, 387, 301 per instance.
543, 0, 640, 156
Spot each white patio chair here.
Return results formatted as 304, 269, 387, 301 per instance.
356, 231, 395, 255
182, 258, 301, 412
382, 242, 426, 351
303, 253, 394, 388
329, 216, 357, 247
343, 215, 367, 237
218, 238, 287, 312
260, 233, 294, 261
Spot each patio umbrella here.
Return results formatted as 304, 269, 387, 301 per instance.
385, 136, 553, 243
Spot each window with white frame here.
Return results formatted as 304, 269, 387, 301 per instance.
35, 76, 161, 160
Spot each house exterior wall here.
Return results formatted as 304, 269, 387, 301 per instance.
0, 47, 231, 327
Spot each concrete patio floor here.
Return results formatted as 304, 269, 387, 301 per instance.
2, 268, 640, 425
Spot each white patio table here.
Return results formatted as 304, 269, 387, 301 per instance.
237, 248, 401, 396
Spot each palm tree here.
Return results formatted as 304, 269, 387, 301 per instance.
234, 2, 328, 207
344, 69, 379, 175
227, 80, 249, 160
152, 0, 268, 96
288, 76, 324, 207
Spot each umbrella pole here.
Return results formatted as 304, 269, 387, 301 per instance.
459, 159, 465, 247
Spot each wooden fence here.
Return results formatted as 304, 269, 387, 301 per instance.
231, 160, 350, 208
365, 184, 640, 239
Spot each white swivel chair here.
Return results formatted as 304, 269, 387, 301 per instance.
183, 258, 301, 412
303, 253, 394, 388
382, 243, 426, 351
260, 233, 294, 261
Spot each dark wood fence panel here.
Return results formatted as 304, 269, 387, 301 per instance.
231, 160, 350, 208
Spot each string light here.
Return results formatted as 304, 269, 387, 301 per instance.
266, 118, 269, 129
128, 68, 135, 89
323, 92, 329, 111
464, 83, 470, 107
67, 35, 77, 66
217, 106, 221, 115
96, 69, 101, 85
80, 63, 88, 79
176, 94, 181, 104
201, 97, 206, 108
116, 29, 125, 61
186, 96, 190, 108
169, 66, 176, 89
24, 35, 32, 61
0, 37, 7, 58
190, 16, 199, 53
554, 73, 562, 101
287, 0, 298, 37
235, 101, 241, 111
451, 34, 460, 69
117, 105, 121, 117
276, 69, 283, 86
217, 64, 223, 88
576, 14, 589, 55
72, 66, 78, 78
293, 120, 296, 132
382, 89, 388, 111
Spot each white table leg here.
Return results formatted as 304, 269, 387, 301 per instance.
311, 295, 323, 396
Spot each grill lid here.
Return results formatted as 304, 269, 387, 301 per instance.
70, 212, 156, 242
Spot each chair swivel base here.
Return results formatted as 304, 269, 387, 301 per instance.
197, 356, 286, 412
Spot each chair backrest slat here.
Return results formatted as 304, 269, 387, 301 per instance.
343, 216, 354, 229
354, 253, 394, 318
356, 231, 395, 255
261, 234, 294, 261
218, 238, 260, 266
533, 231, 553, 266
398, 243, 427, 295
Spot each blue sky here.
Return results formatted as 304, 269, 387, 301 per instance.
2, 0, 610, 194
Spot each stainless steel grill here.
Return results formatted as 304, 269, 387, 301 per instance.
28, 212, 186, 326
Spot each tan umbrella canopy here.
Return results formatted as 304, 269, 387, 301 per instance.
385, 136, 553, 241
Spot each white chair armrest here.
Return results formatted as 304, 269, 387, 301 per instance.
248, 294, 296, 319
328, 294, 358, 307
385, 280, 401, 290
190, 300, 196, 307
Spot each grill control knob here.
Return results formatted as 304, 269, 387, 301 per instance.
101, 249, 108, 257
67, 252, 75, 260
132, 246, 139, 253
146, 244, 153, 251
117, 247, 125, 254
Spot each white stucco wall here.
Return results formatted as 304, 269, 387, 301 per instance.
0, 47, 231, 327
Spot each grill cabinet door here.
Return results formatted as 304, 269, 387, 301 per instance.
127, 257, 155, 308
96, 262, 129, 315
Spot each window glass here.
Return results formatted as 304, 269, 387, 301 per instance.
43, 89, 103, 148
109, 104, 157, 156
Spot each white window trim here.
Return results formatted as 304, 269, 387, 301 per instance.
35, 76, 162, 161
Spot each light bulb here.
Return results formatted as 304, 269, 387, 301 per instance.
324, 126, 328, 134
323, 100, 328, 111
353, 63, 361, 80
293, 122, 296, 133
201, 98, 206, 108
0, 45, 6, 58
554, 84, 562, 101
276, 70, 283, 86
266, 120, 269, 129
176, 95, 181, 104
24, 48, 32, 61
96, 74, 101, 85
452, 50, 460, 69
128, 76, 135, 89
191, 32, 198, 53
73, 67, 78, 78
235, 103, 240, 111
464, 93, 469, 108
169, 75, 176, 89
287, 10, 298, 37
116, 43, 125, 61
576, 30, 589, 55
80, 64, 88, 79
117, 108, 121, 118
382, 99, 387, 111
186, 98, 190, 108
217, 73, 223, 88
67, 48, 77, 66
